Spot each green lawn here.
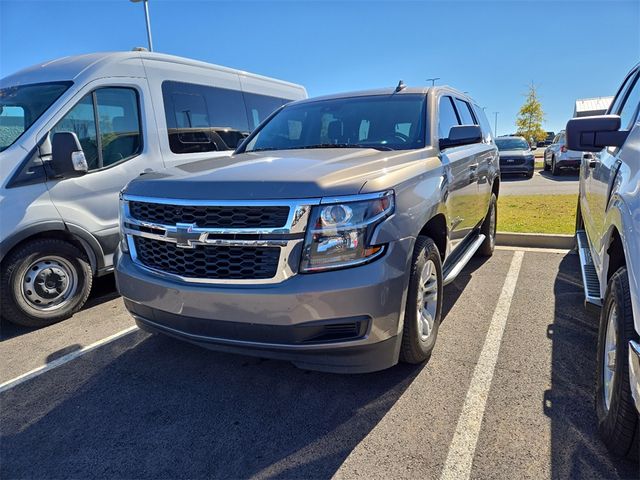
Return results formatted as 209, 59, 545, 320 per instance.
497, 194, 577, 235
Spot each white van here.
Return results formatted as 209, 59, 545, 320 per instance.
0, 51, 307, 327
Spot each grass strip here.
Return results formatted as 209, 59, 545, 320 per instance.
497, 194, 577, 235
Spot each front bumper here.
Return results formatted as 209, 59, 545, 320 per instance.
115, 238, 413, 373
500, 164, 534, 175
629, 340, 640, 413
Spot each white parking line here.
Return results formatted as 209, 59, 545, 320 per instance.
0, 325, 139, 394
440, 250, 525, 480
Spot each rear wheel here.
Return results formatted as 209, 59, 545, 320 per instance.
400, 236, 443, 364
544, 157, 551, 171
0, 239, 93, 327
478, 193, 497, 257
595, 267, 639, 459
551, 156, 560, 176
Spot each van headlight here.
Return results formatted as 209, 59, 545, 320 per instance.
300, 191, 394, 272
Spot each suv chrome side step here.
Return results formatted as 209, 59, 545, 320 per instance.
443, 234, 486, 285
576, 230, 602, 307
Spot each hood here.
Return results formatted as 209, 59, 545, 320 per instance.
125, 148, 426, 200
498, 149, 532, 157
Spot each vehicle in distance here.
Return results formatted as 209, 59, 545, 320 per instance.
495, 135, 535, 178
115, 85, 500, 373
543, 130, 582, 175
0, 51, 306, 328
537, 131, 555, 148
568, 61, 640, 460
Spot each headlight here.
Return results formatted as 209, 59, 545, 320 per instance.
118, 193, 129, 253
300, 191, 394, 272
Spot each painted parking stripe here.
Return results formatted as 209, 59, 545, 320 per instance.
0, 325, 139, 394
440, 250, 525, 480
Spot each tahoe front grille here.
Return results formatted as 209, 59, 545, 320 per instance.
129, 201, 290, 228
133, 236, 280, 280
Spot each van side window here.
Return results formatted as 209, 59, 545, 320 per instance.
473, 105, 493, 141
454, 99, 477, 125
52, 87, 142, 170
438, 96, 460, 139
617, 73, 640, 130
163, 81, 248, 154
244, 92, 288, 130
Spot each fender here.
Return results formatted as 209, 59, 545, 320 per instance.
0, 220, 106, 275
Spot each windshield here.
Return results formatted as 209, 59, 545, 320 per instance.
0, 81, 72, 152
242, 94, 426, 153
495, 138, 529, 151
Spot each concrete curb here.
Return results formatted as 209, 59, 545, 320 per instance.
496, 232, 575, 250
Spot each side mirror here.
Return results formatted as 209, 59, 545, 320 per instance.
51, 132, 88, 177
439, 125, 483, 150
565, 115, 628, 152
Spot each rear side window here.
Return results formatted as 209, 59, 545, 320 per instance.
162, 81, 293, 154
454, 98, 477, 125
438, 96, 459, 139
51, 87, 141, 170
473, 104, 493, 141
244, 92, 288, 130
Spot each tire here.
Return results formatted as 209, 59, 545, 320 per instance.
526, 170, 534, 179
400, 236, 443, 364
544, 158, 551, 171
551, 156, 559, 176
0, 239, 93, 327
595, 266, 639, 460
477, 193, 497, 257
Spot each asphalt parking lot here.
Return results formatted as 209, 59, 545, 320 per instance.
1, 248, 638, 479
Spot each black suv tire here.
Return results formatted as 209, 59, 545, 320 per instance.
595, 266, 639, 460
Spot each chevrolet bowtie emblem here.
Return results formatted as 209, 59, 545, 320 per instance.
169, 223, 202, 249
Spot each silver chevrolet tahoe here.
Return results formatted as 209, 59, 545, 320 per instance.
568, 62, 640, 460
115, 85, 500, 373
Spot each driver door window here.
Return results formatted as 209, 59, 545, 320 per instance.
52, 87, 142, 171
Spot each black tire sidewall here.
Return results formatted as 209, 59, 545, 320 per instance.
595, 267, 639, 458
479, 193, 497, 256
400, 236, 443, 363
1, 240, 92, 327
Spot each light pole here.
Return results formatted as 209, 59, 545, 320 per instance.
426, 77, 440, 86
493, 112, 499, 136
130, 0, 154, 52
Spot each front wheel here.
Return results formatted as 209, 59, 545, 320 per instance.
477, 193, 497, 257
400, 236, 443, 364
595, 266, 639, 459
0, 239, 93, 327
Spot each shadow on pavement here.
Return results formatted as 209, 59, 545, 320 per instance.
0, 332, 423, 479
539, 170, 579, 182
442, 255, 490, 319
1, 274, 118, 342
547, 253, 637, 478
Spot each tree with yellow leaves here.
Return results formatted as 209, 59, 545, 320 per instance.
516, 83, 547, 146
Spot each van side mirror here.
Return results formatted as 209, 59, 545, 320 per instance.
51, 132, 88, 177
439, 125, 483, 150
565, 115, 629, 152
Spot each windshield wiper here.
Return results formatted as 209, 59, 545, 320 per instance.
297, 143, 394, 151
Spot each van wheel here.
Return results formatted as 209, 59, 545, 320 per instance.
400, 236, 443, 364
478, 193, 497, 257
0, 239, 93, 327
595, 267, 639, 459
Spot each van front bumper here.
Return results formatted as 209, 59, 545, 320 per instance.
115, 238, 413, 373
629, 340, 640, 413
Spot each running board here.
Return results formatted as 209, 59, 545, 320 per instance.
443, 234, 486, 285
576, 230, 602, 307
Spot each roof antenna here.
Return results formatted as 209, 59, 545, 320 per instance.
395, 80, 406, 92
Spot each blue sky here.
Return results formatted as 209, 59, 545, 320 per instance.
1, 0, 638, 134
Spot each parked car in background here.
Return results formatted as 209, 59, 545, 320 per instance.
115, 85, 500, 373
537, 130, 555, 147
495, 135, 535, 178
0, 51, 306, 327
569, 62, 640, 461
543, 130, 582, 175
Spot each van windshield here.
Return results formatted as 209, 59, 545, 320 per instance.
0, 81, 72, 152
242, 94, 427, 153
